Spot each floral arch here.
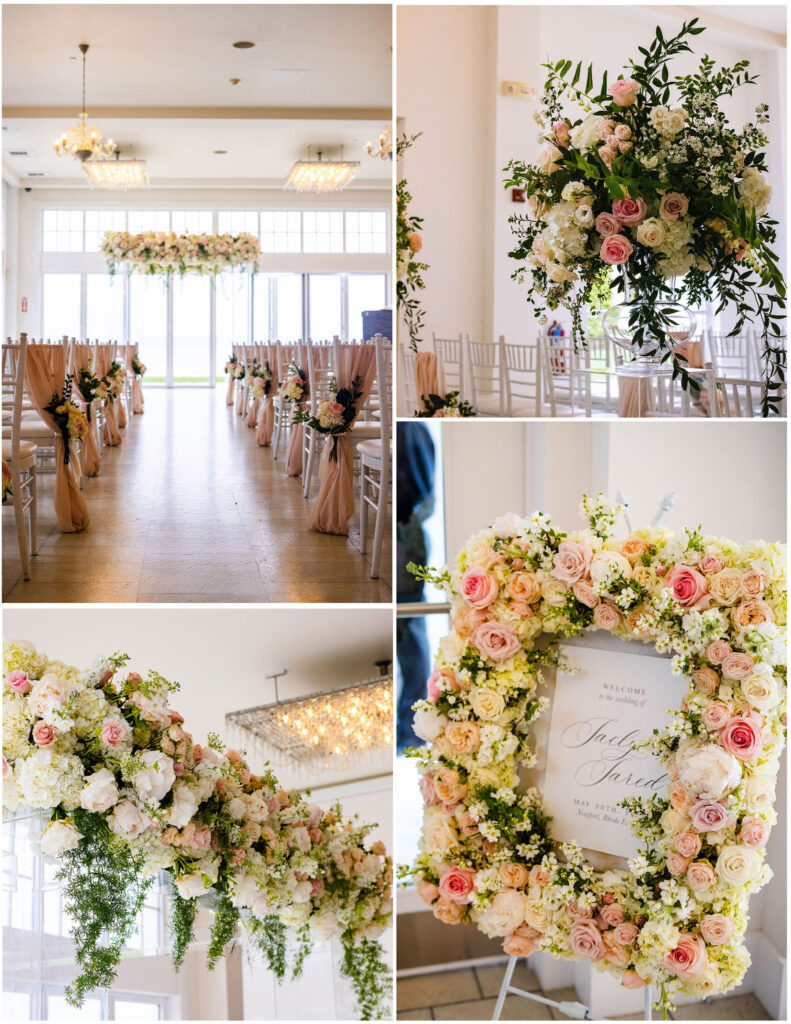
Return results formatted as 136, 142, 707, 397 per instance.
405, 496, 786, 1014
2, 643, 392, 1020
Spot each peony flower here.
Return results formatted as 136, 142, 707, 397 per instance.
413, 707, 448, 743
471, 621, 521, 662
600, 234, 633, 265
732, 599, 774, 630
608, 78, 640, 106
40, 819, 82, 855
536, 144, 563, 175
438, 866, 477, 904
445, 720, 481, 753
503, 929, 538, 957
479, 889, 527, 937
167, 781, 200, 828
29, 673, 73, 719
108, 799, 153, 838
80, 767, 119, 813
664, 933, 707, 980
676, 744, 741, 800
175, 871, 209, 899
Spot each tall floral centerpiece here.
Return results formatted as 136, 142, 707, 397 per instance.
505, 20, 785, 413
397, 134, 429, 353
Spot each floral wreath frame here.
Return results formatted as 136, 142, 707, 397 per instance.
406, 496, 786, 1013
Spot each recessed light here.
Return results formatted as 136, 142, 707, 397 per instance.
213, 149, 228, 155
232, 40, 255, 49
229, 78, 241, 86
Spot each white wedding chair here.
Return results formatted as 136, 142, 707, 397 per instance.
432, 333, 464, 396
538, 336, 585, 416
714, 373, 768, 418
272, 341, 300, 460
468, 338, 504, 416
2, 334, 38, 578
705, 330, 761, 379
359, 334, 392, 579
650, 365, 716, 418
502, 340, 542, 417
398, 342, 419, 415
302, 339, 337, 498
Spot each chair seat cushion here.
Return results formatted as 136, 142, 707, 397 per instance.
357, 439, 383, 460
352, 424, 380, 439
16, 419, 56, 439
2, 440, 38, 459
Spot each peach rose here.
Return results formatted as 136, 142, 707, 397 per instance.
508, 572, 541, 604
461, 566, 499, 609
708, 568, 743, 605
503, 930, 538, 957
667, 852, 690, 876
701, 702, 731, 731
600, 904, 625, 928
553, 120, 571, 146
668, 781, 693, 814
552, 540, 592, 584
705, 640, 731, 665
693, 666, 720, 695
602, 931, 631, 966
666, 565, 710, 609
100, 719, 129, 748
739, 818, 769, 847
613, 922, 639, 946
699, 914, 734, 945
419, 774, 440, 805
471, 621, 522, 662
438, 866, 477, 904
625, 606, 652, 636
32, 721, 56, 746
700, 553, 725, 574
673, 831, 702, 859
445, 720, 482, 754
686, 861, 716, 892
499, 861, 530, 888
659, 192, 689, 221
740, 570, 765, 598
572, 579, 599, 608
619, 537, 648, 564
528, 865, 550, 887
433, 897, 464, 924
568, 919, 605, 960
732, 600, 774, 630
663, 933, 708, 980
454, 605, 489, 637
566, 899, 593, 920
718, 712, 764, 760
418, 880, 439, 905
621, 970, 647, 989
435, 769, 468, 803
721, 652, 755, 680
608, 78, 640, 106
407, 231, 422, 253
600, 233, 634, 265
593, 602, 621, 630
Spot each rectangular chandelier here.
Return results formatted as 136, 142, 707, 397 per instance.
226, 675, 392, 774
83, 158, 149, 190
284, 159, 360, 193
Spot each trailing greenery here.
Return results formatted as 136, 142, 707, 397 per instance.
206, 893, 241, 970
340, 935, 392, 1021
246, 914, 288, 981
397, 133, 429, 354
57, 808, 153, 1006
291, 923, 313, 980
169, 887, 199, 970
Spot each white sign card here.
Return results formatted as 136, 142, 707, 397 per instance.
542, 642, 686, 859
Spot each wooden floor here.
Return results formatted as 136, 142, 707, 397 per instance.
2, 388, 392, 604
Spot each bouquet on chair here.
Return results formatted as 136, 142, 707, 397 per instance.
416, 390, 475, 418
249, 361, 273, 400
106, 361, 126, 401
504, 18, 785, 413
2, 459, 11, 502
44, 374, 89, 464
278, 363, 308, 403
76, 367, 111, 421
131, 354, 147, 377
294, 375, 364, 461
225, 355, 244, 379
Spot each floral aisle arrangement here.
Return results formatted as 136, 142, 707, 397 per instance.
504, 20, 786, 413
131, 355, 147, 377
2, 459, 11, 502
76, 367, 110, 421
279, 364, 308, 403
403, 496, 786, 1015
294, 376, 364, 460
397, 134, 429, 354
226, 355, 245, 381
250, 362, 274, 400
106, 361, 126, 401
2, 642, 393, 1020
415, 390, 476, 418
101, 231, 261, 277
43, 375, 89, 465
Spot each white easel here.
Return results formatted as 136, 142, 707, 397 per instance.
491, 491, 676, 1022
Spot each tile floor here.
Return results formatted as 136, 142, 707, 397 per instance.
3, 388, 392, 603
396, 964, 771, 1021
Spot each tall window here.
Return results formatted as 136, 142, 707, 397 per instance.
215, 273, 250, 379
42, 274, 81, 340
308, 274, 342, 339
86, 275, 125, 342
129, 277, 167, 381
347, 274, 388, 339
172, 276, 211, 383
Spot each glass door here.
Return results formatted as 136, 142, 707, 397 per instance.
42, 274, 81, 342
215, 272, 250, 381
129, 277, 167, 382
172, 276, 212, 384
85, 274, 125, 345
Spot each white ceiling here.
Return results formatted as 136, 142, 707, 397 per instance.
2, 4, 392, 187
3, 606, 393, 789
691, 4, 787, 36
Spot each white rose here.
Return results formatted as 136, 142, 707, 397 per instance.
660, 808, 690, 836
80, 767, 119, 812
479, 889, 527, 937
422, 808, 459, 855
676, 744, 741, 800
541, 578, 568, 607
167, 782, 199, 828
715, 844, 761, 886
469, 688, 506, 721
108, 799, 152, 837
741, 667, 779, 712
291, 826, 312, 853
413, 707, 449, 743
536, 144, 563, 175
133, 750, 176, 804
524, 898, 552, 932
743, 775, 775, 814
590, 551, 632, 586
29, 673, 74, 719
40, 819, 81, 855
175, 871, 209, 899
636, 217, 665, 248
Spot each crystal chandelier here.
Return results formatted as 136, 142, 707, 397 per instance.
53, 43, 116, 163
284, 149, 360, 193
84, 149, 149, 190
226, 664, 393, 775
366, 125, 392, 160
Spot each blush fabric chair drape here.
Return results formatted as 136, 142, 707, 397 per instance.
416, 351, 444, 406
95, 346, 122, 446
72, 344, 101, 477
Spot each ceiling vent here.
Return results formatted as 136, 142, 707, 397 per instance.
8, 150, 31, 157
27, 172, 46, 177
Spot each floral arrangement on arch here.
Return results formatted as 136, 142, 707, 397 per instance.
101, 231, 260, 277
44, 375, 89, 465
294, 376, 364, 461
2, 642, 393, 1019
131, 354, 147, 377
279, 364, 308, 403
403, 495, 786, 1015
397, 133, 429, 354
250, 362, 274, 400
504, 19, 786, 413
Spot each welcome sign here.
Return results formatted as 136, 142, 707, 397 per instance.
543, 642, 686, 859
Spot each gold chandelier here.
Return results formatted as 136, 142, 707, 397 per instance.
53, 43, 116, 163
284, 149, 360, 193
84, 149, 149, 190
226, 664, 393, 774
366, 125, 392, 160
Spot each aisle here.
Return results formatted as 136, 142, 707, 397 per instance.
2, 388, 392, 603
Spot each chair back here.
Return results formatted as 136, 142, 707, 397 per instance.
432, 333, 464, 395
398, 342, 419, 414
715, 374, 764, 418
502, 341, 540, 416
468, 338, 503, 415
4, 335, 27, 468
373, 334, 392, 447
706, 330, 760, 378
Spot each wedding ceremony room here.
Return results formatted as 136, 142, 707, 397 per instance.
2, 3, 393, 603
3, 605, 394, 1020
396, 4, 787, 419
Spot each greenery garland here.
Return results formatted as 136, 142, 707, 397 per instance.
397, 133, 429, 354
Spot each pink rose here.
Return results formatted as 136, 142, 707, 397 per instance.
608, 78, 640, 106
426, 671, 444, 703
553, 121, 571, 146
2, 756, 9, 779
329, 402, 344, 417
600, 234, 634, 265
665, 565, 710, 609
190, 826, 212, 850
721, 652, 755, 680
100, 720, 129, 748
613, 922, 639, 946
673, 831, 702, 859
552, 540, 592, 584
667, 852, 690, 876
621, 970, 647, 989
612, 197, 647, 225
461, 566, 499, 609
600, 904, 625, 928
663, 933, 708, 980
528, 865, 550, 887
438, 866, 477, 904
689, 799, 733, 833
739, 818, 769, 847
454, 605, 489, 638
659, 192, 689, 221
693, 666, 719, 695
32, 721, 56, 746
686, 861, 717, 892
700, 553, 725, 574
702, 702, 731, 731
471, 621, 522, 662
718, 712, 764, 760
573, 580, 599, 608
566, 899, 594, 920
593, 602, 621, 630
594, 212, 622, 238
700, 914, 735, 945
705, 640, 731, 665
6, 670, 31, 693
568, 919, 605, 961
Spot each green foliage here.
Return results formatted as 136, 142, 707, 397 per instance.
247, 915, 288, 981
340, 935, 392, 1021
291, 924, 313, 980
170, 888, 198, 970
397, 133, 429, 353
57, 808, 153, 1007
405, 562, 451, 590
206, 894, 241, 970
414, 390, 476, 417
